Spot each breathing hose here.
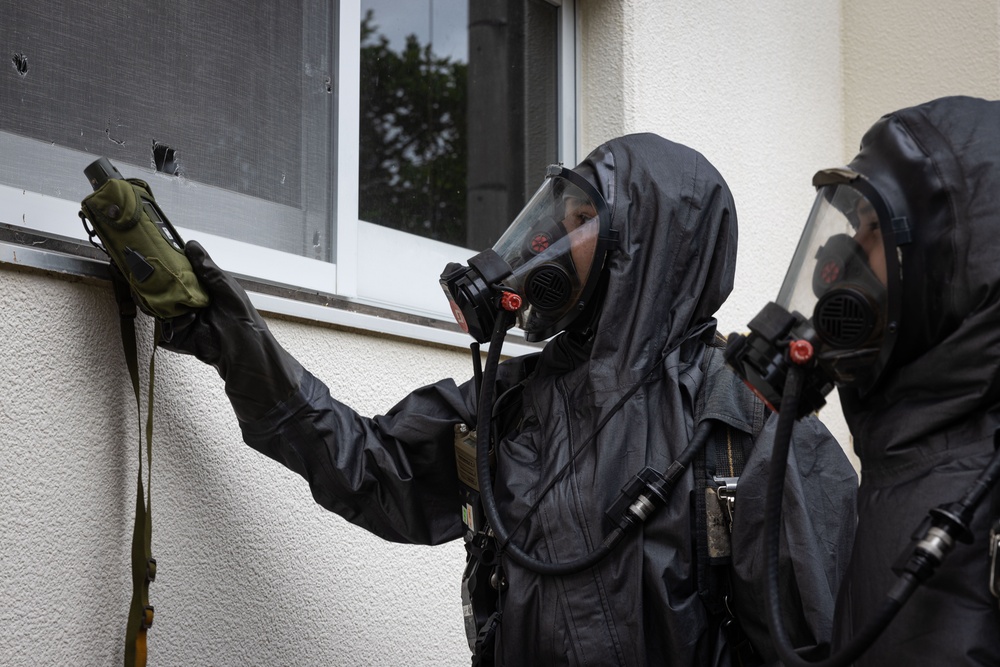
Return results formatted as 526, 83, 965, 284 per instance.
474, 306, 714, 576
763, 364, 1000, 667
475, 309, 624, 574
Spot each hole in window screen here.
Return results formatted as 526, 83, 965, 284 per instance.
0, 0, 334, 263
359, 0, 560, 250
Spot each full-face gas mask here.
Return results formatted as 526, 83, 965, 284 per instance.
441, 165, 615, 343
726, 167, 906, 417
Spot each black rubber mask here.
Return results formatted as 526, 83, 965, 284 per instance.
441, 165, 614, 343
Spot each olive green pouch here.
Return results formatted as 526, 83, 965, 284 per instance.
80, 177, 209, 319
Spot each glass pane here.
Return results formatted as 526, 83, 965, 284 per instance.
0, 0, 334, 262
359, 0, 560, 249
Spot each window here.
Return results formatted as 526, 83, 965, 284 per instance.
2, 0, 336, 292
0, 0, 576, 347
359, 0, 562, 249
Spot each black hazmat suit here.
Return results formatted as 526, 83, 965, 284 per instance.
830, 96, 1000, 665
165, 133, 857, 665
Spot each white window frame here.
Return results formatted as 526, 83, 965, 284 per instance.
0, 0, 578, 354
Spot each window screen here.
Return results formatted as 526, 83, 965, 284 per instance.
1, 0, 334, 261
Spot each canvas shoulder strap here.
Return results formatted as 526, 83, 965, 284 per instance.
111, 270, 158, 667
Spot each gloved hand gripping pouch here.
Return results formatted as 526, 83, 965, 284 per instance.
80, 176, 209, 319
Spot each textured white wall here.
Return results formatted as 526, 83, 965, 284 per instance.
581, 0, 844, 350
0, 267, 472, 666
843, 0, 1000, 159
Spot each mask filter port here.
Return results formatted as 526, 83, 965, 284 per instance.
815, 289, 876, 348
526, 265, 572, 311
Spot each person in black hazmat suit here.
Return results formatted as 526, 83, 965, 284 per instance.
728, 96, 1000, 666
161, 132, 858, 665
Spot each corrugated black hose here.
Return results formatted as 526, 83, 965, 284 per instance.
474, 306, 712, 576
763, 365, 1000, 666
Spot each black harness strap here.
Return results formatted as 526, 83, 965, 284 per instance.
695, 344, 767, 665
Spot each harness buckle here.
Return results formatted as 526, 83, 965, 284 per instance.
714, 476, 739, 531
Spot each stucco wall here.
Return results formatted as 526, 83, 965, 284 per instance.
843, 0, 1000, 159
0, 266, 472, 666
582, 0, 845, 332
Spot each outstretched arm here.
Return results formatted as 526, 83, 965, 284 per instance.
161, 241, 474, 545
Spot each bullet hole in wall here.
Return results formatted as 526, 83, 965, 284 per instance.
12, 52, 28, 76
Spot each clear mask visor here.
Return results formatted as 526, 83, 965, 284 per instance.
491, 171, 609, 339
776, 182, 890, 384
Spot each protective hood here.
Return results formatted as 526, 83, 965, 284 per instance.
837, 96, 1000, 465
557, 132, 738, 386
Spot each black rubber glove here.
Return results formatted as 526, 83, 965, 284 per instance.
160, 241, 304, 423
